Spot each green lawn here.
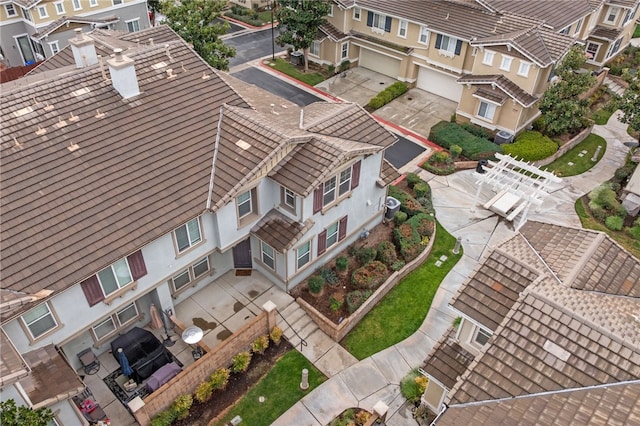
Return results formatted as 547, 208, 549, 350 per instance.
342, 220, 462, 360
592, 108, 615, 125
634, 24, 640, 38
267, 58, 326, 86
544, 134, 606, 177
214, 350, 326, 426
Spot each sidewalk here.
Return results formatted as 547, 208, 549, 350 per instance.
265, 61, 634, 424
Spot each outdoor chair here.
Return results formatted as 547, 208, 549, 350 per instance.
77, 348, 101, 375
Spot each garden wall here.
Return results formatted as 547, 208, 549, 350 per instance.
296, 230, 436, 342
534, 125, 594, 167
132, 306, 277, 425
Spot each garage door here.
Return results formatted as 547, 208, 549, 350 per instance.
359, 48, 400, 78
416, 67, 463, 102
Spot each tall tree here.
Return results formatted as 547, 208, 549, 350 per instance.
160, 0, 235, 71
617, 75, 640, 143
0, 400, 54, 426
538, 45, 596, 136
276, 0, 331, 72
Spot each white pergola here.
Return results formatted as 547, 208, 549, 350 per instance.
473, 153, 562, 230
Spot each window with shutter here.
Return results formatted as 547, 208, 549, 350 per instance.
81, 275, 104, 306
384, 16, 392, 32
318, 230, 327, 255
127, 250, 147, 280
351, 161, 361, 189
339, 216, 348, 241
313, 186, 323, 213
366, 11, 373, 26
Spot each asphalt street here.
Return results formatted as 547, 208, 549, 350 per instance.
384, 136, 426, 169
225, 27, 285, 68
232, 67, 323, 106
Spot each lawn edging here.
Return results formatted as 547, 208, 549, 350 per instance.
534, 125, 594, 167
295, 229, 436, 342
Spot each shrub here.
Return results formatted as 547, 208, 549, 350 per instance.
394, 222, 422, 261
614, 164, 636, 182
269, 326, 283, 345
388, 185, 424, 217
307, 275, 325, 294
635, 216, 640, 227
502, 131, 558, 161
355, 410, 371, 426
416, 197, 434, 215
428, 121, 500, 160
400, 369, 426, 403
627, 226, 640, 239
605, 215, 624, 231
172, 394, 193, 420
329, 294, 344, 313
351, 261, 388, 289
394, 211, 408, 225
377, 240, 398, 266
414, 182, 431, 199
318, 267, 339, 285
210, 368, 230, 390
151, 409, 177, 426
251, 335, 269, 354
415, 375, 428, 394
231, 352, 252, 373
367, 82, 407, 110
406, 172, 422, 188
335, 256, 348, 272
194, 381, 213, 403
430, 151, 451, 164
407, 213, 435, 238
346, 290, 373, 313
450, 144, 463, 159
356, 247, 377, 265
339, 59, 350, 72
589, 201, 607, 221
422, 161, 456, 176
390, 260, 405, 271
460, 122, 492, 140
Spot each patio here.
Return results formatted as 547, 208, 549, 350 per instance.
78, 270, 294, 425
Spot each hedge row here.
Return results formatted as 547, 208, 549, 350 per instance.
428, 121, 500, 160
367, 82, 408, 110
501, 130, 558, 161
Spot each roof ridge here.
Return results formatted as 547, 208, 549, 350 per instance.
302, 102, 355, 130
562, 232, 605, 287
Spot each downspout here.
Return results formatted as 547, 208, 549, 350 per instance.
206, 106, 224, 211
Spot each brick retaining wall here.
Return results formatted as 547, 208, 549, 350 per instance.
535, 125, 594, 167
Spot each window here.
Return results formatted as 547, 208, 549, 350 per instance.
353, 6, 361, 21
474, 327, 491, 347
435, 34, 461, 55
237, 190, 253, 218
606, 6, 620, 24
283, 187, 295, 209
175, 218, 202, 253
338, 168, 351, 196
574, 18, 583, 34
625, 4, 639, 25
261, 241, 275, 270
313, 160, 360, 213
310, 40, 320, 56
5, 4, 17, 17
371, 12, 386, 31
398, 20, 407, 38
517, 61, 531, 77
171, 257, 210, 292
73, 0, 82, 11
606, 37, 623, 59
323, 176, 337, 206
477, 101, 496, 121
482, 50, 495, 65
500, 55, 512, 71
126, 19, 140, 32
318, 216, 347, 255
22, 303, 57, 339
116, 303, 138, 324
559, 26, 570, 35
97, 258, 133, 296
326, 222, 339, 248
328, 4, 333, 16
54, 2, 65, 15
22, 8, 33, 22
418, 26, 429, 44
297, 241, 311, 269
92, 317, 116, 340
49, 41, 60, 55
341, 42, 348, 60
92, 302, 139, 341
586, 42, 600, 60
37, 6, 48, 19
90, 0, 98, 6
113, 0, 123, 4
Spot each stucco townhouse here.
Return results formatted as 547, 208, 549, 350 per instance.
0, 24, 400, 424
310, 0, 640, 136
0, 0, 150, 68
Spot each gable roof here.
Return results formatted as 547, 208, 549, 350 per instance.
31, 15, 120, 41
457, 74, 538, 107
481, 0, 600, 30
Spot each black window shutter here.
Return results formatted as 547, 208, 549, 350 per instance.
313, 185, 323, 213
435, 34, 442, 49
351, 160, 361, 189
81, 275, 104, 307
338, 216, 348, 241
318, 230, 327, 255
455, 40, 462, 55
127, 250, 147, 280
384, 16, 392, 32
366, 11, 373, 27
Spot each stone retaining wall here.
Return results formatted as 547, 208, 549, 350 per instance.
297, 229, 436, 342
535, 125, 594, 167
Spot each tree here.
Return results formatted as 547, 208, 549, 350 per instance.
275, 0, 331, 72
617, 75, 640, 143
148, 0, 161, 26
0, 400, 54, 426
160, 0, 235, 71
538, 45, 597, 136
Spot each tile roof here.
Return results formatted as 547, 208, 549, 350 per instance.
437, 381, 640, 425
591, 25, 625, 41
251, 209, 314, 252
0, 329, 30, 388
380, 159, 401, 186
422, 327, 475, 389
482, 0, 599, 30
31, 15, 119, 40
350, 31, 414, 54
472, 87, 508, 104
319, 22, 349, 42
457, 74, 539, 106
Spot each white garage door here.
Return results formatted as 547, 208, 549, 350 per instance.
416, 67, 463, 102
359, 48, 400, 78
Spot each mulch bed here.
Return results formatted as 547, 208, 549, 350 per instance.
171, 340, 293, 426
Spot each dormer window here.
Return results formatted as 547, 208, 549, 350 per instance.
500, 55, 513, 71
353, 7, 361, 21
482, 50, 495, 66
175, 218, 202, 253
606, 6, 620, 24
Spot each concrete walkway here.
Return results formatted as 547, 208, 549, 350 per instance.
272, 104, 634, 426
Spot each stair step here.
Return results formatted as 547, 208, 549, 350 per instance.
278, 302, 300, 318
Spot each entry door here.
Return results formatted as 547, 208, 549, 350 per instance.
16, 35, 35, 65
233, 238, 252, 269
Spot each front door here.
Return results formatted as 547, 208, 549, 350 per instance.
232, 238, 252, 269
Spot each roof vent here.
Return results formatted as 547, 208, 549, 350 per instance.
69, 28, 98, 68
543, 339, 570, 362
68, 112, 79, 123
107, 48, 140, 99
67, 143, 80, 152
236, 139, 251, 150
35, 125, 47, 136
152, 61, 168, 70
14, 106, 34, 118
71, 87, 91, 97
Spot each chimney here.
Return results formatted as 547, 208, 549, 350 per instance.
107, 48, 140, 99
69, 28, 98, 68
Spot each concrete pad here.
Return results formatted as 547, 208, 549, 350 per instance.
338, 358, 389, 400
371, 347, 412, 384
174, 344, 195, 367
84, 372, 117, 407
300, 329, 337, 363
394, 332, 435, 368
201, 324, 231, 349
427, 287, 455, 315
314, 344, 359, 378
385, 400, 420, 426
233, 275, 273, 299
223, 307, 256, 333
96, 351, 119, 378
252, 286, 294, 311
301, 377, 358, 425
207, 288, 239, 322
272, 404, 322, 426
358, 383, 401, 413
103, 398, 138, 426
419, 308, 455, 342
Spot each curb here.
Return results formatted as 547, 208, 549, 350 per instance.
222, 15, 276, 31
372, 114, 442, 151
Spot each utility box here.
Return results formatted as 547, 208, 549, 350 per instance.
290, 51, 303, 65
494, 130, 514, 145
385, 196, 401, 220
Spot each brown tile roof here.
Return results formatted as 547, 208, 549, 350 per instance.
437, 381, 640, 426
251, 210, 314, 252
422, 327, 475, 389
20, 345, 84, 409
12, 0, 42, 7
450, 246, 541, 331
32, 15, 119, 40
482, 0, 598, 30
350, 31, 414, 54
0, 329, 30, 388
319, 22, 348, 42
590, 25, 625, 41
473, 87, 508, 104
457, 74, 538, 107
380, 159, 401, 186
